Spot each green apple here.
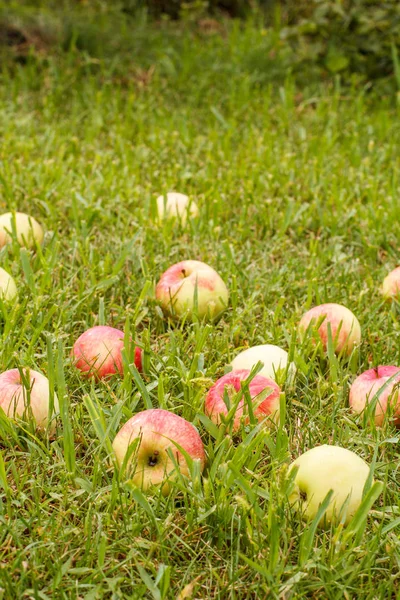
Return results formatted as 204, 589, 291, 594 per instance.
156, 192, 198, 224
230, 344, 289, 382
288, 444, 371, 526
156, 259, 229, 321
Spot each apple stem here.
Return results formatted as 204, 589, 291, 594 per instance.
181, 269, 186, 277
374, 366, 379, 377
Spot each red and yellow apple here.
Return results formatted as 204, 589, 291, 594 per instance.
156, 260, 229, 321
382, 267, 400, 299
0, 267, 17, 301
113, 408, 205, 494
299, 303, 361, 356
72, 325, 142, 379
156, 192, 198, 223
230, 344, 289, 382
0, 368, 59, 434
204, 369, 281, 431
349, 366, 400, 426
288, 445, 371, 526
0, 212, 44, 248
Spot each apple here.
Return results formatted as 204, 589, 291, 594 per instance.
0, 368, 59, 434
156, 192, 198, 223
204, 369, 281, 431
0, 212, 44, 249
382, 267, 400, 299
72, 325, 142, 379
349, 366, 400, 426
299, 303, 361, 356
156, 260, 229, 321
288, 445, 371, 526
113, 408, 205, 494
0, 267, 17, 301
230, 344, 289, 382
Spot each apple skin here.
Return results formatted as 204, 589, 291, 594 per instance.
72, 325, 142, 379
156, 192, 198, 223
113, 408, 206, 495
204, 369, 281, 431
299, 303, 361, 356
382, 267, 400, 299
231, 344, 289, 382
0, 267, 17, 301
349, 366, 400, 426
0, 368, 59, 434
0, 212, 44, 249
288, 445, 370, 526
156, 260, 229, 321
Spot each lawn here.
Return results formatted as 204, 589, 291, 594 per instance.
0, 10, 400, 599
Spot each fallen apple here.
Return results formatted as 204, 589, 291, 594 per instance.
0, 267, 17, 301
156, 259, 229, 321
156, 192, 198, 223
288, 444, 371, 526
299, 303, 361, 356
72, 325, 142, 379
0, 212, 44, 249
382, 267, 400, 299
0, 368, 59, 434
349, 366, 400, 426
113, 408, 205, 494
230, 344, 289, 382
204, 369, 281, 431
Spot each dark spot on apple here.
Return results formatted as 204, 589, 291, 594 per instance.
148, 450, 159, 467
300, 490, 307, 502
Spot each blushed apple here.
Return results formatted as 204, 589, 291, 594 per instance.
230, 344, 289, 382
382, 267, 400, 299
349, 366, 400, 426
299, 303, 361, 356
156, 192, 198, 223
0, 212, 44, 248
0, 267, 17, 301
0, 368, 59, 434
204, 369, 281, 431
72, 325, 142, 379
156, 260, 229, 321
288, 445, 371, 526
113, 408, 205, 494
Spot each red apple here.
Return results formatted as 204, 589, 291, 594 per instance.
349, 366, 400, 426
72, 325, 142, 379
204, 370, 281, 431
382, 267, 400, 299
156, 260, 229, 321
0, 368, 59, 434
112, 408, 205, 494
299, 303, 361, 356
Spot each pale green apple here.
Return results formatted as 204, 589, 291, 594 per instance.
0, 267, 17, 301
288, 444, 371, 526
156, 192, 198, 224
0, 212, 44, 249
230, 344, 290, 382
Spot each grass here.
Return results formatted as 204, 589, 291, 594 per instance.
0, 9, 400, 599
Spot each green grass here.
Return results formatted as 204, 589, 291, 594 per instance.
0, 13, 400, 599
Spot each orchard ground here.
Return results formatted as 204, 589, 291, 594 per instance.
1, 14, 400, 600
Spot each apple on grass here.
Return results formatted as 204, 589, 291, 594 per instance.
112, 408, 205, 495
288, 445, 371, 526
0, 267, 17, 301
382, 267, 400, 299
156, 192, 198, 223
230, 344, 290, 382
72, 325, 142, 379
299, 303, 361, 356
204, 369, 281, 431
156, 260, 229, 321
349, 366, 400, 426
0, 212, 44, 249
0, 368, 59, 435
